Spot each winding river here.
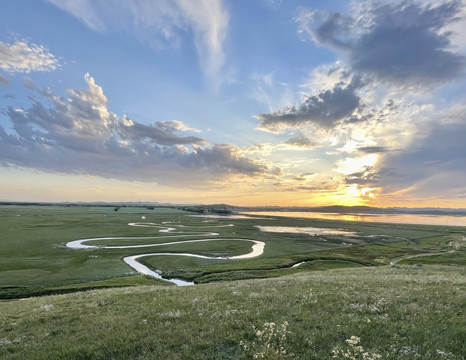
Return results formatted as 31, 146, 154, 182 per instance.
66, 222, 265, 286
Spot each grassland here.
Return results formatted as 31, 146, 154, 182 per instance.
0, 205, 464, 359
1, 205, 464, 298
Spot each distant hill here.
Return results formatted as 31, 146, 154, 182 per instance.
1, 201, 465, 216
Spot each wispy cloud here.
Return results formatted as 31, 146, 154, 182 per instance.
46, 0, 230, 88
0, 73, 10, 86
22, 76, 36, 90
46, 0, 104, 31
175, 0, 230, 87
249, 71, 295, 112
0, 39, 60, 73
0, 73, 268, 185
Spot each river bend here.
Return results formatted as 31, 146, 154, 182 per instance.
66, 222, 265, 286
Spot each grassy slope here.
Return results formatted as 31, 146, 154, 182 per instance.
0, 265, 464, 360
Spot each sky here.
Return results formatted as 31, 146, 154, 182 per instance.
0, 0, 465, 207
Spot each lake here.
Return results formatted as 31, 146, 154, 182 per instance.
242, 211, 466, 227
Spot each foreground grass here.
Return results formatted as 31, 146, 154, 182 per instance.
1, 265, 464, 360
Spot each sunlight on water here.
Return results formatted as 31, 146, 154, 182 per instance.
244, 211, 466, 226
256, 225, 356, 236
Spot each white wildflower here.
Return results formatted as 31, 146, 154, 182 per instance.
242, 321, 293, 359
333, 335, 382, 360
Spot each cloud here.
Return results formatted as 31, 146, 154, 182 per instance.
118, 117, 206, 146
357, 146, 389, 154
46, 0, 230, 87
46, 0, 105, 31
0, 73, 10, 86
262, 0, 283, 10
376, 112, 466, 193
300, 61, 352, 95
292, 172, 314, 181
161, 120, 201, 133
22, 76, 36, 90
344, 166, 383, 186
261, 1, 466, 135
250, 0, 466, 205
0, 39, 60, 73
0, 73, 268, 184
256, 77, 362, 132
297, 0, 466, 88
174, 0, 230, 86
249, 71, 295, 112
341, 105, 466, 202
283, 132, 317, 149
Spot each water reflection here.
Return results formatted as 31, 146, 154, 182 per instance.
256, 225, 356, 236
243, 211, 466, 226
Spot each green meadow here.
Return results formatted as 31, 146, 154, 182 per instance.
0, 205, 465, 359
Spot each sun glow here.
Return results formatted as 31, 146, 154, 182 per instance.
361, 187, 375, 198
330, 184, 378, 206
336, 154, 378, 175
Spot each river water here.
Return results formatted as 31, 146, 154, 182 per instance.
242, 211, 466, 227
66, 222, 265, 286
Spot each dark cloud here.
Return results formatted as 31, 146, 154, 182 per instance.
345, 166, 384, 186
0, 73, 10, 86
185, 144, 267, 176
118, 119, 206, 146
284, 132, 317, 148
377, 117, 466, 193
357, 146, 389, 154
344, 99, 402, 126
269, 166, 282, 176
257, 77, 362, 132
292, 172, 315, 181
299, 0, 466, 87
295, 186, 327, 191
0, 74, 268, 184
